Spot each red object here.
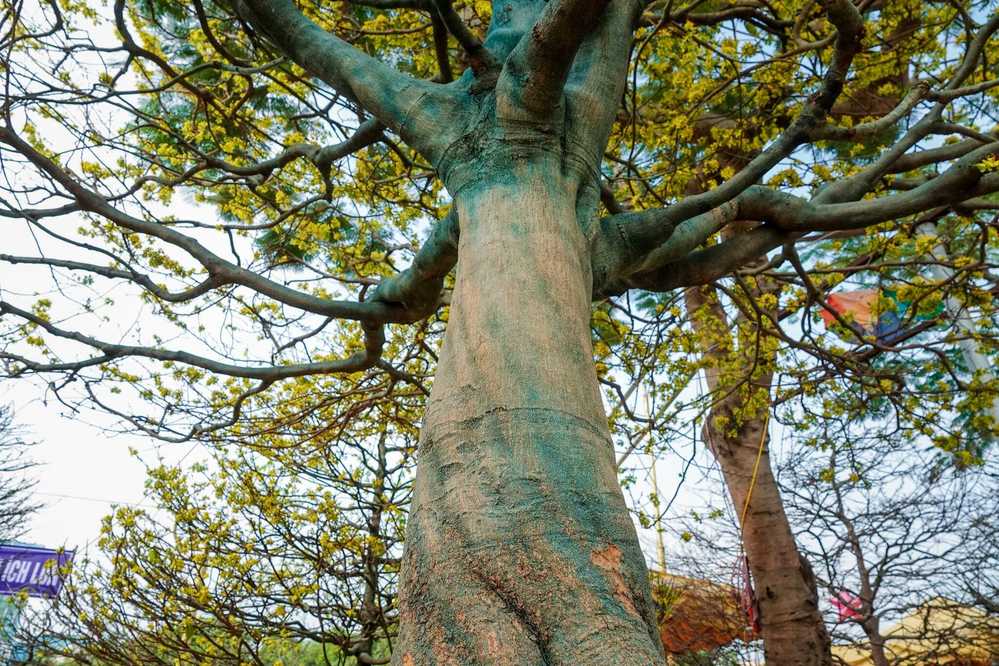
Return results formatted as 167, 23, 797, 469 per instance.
831, 589, 863, 621
737, 556, 762, 634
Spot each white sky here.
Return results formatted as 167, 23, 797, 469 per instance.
5, 387, 149, 551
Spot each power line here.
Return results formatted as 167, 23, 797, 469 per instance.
34, 492, 154, 510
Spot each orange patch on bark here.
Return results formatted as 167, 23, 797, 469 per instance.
485, 629, 500, 657
590, 544, 640, 618
402, 654, 415, 666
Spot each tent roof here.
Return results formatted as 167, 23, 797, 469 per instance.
651, 570, 757, 654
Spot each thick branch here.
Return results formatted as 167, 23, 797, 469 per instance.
591, 199, 739, 294
597, 0, 864, 251
430, 13, 455, 83
741, 144, 999, 232
235, 0, 466, 161
370, 209, 459, 318
0, 124, 419, 326
595, 142, 999, 295
810, 83, 927, 141
498, 0, 611, 118
607, 226, 787, 294
887, 138, 987, 174
563, 0, 643, 159
432, 0, 497, 74
0, 301, 384, 380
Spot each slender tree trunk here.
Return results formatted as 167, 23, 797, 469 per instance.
831, 473, 889, 666
394, 160, 664, 665
358, 429, 390, 662
687, 284, 831, 665
706, 417, 832, 666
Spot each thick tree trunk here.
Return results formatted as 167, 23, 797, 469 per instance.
394, 162, 664, 665
706, 417, 832, 666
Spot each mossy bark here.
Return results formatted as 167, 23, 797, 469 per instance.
394, 156, 664, 665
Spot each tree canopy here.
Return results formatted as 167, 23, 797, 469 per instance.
1, 0, 997, 664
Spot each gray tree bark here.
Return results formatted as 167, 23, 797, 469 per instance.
394, 153, 664, 665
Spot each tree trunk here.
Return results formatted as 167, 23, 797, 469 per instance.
394, 159, 664, 665
686, 279, 832, 666
706, 417, 832, 666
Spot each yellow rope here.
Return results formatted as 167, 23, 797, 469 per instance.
738, 413, 770, 532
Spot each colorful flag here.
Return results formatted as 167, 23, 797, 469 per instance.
0, 544, 74, 599
819, 289, 904, 344
819, 288, 946, 345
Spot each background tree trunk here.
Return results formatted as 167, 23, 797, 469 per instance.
394, 160, 665, 665
686, 284, 832, 666
706, 417, 832, 666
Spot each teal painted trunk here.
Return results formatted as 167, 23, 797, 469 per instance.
393, 168, 665, 665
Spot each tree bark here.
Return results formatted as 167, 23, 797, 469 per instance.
687, 283, 832, 666
394, 156, 664, 665
706, 417, 832, 666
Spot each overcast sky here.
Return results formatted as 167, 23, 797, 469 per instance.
5, 384, 159, 551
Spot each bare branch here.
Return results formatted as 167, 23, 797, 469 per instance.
0, 300, 385, 380
0, 123, 409, 325
0, 254, 221, 303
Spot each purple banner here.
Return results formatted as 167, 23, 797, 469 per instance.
0, 545, 74, 598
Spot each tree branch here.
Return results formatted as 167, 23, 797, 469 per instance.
430, 13, 455, 83
595, 0, 864, 253
234, 0, 466, 162
0, 301, 385, 380
0, 124, 452, 326
810, 83, 927, 141
609, 225, 788, 294
497, 0, 612, 118
563, 0, 643, 159
594, 10, 999, 293
369, 208, 459, 318
0, 254, 221, 303
140, 118, 384, 195
432, 0, 497, 75
591, 200, 740, 296
595, 140, 999, 295
817, 14, 999, 204
738, 143, 999, 233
